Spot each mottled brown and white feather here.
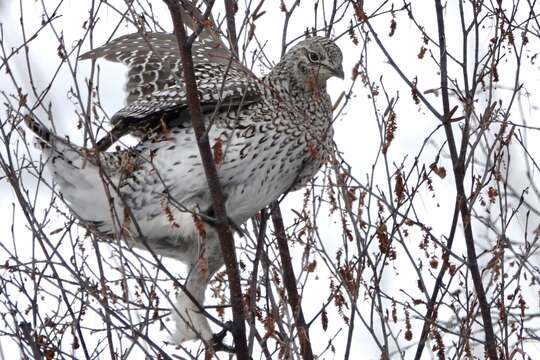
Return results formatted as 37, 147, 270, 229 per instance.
31, 29, 344, 345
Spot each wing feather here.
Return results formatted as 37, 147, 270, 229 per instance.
80, 32, 246, 103
80, 4, 261, 150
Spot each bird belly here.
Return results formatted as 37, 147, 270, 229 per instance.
223, 159, 306, 223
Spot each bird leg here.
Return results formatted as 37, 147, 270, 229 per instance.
173, 231, 226, 344
173, 261, 214, 343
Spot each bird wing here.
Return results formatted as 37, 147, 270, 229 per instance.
103, 67, 261, 143
80, 32, 262, 150
80, 32, 253, 103
79, 1, 235, 102
78, 4, 266, 151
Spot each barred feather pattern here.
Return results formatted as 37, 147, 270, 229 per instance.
80, 33, 254, 107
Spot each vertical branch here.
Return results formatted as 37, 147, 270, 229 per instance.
162, 1, 249, 358
270, 201, 314, 360
433, 1, 499, 359
19, 322, 42, 360
414, 1, 471, 357
413, 205, 460, 360
224, 0, 239, 56
246, 210, 268, 354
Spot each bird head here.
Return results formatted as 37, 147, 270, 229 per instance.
286, 36, 344, 91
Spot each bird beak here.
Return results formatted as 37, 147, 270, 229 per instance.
333, 65, 345, 79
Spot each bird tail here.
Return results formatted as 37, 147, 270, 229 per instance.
23, 114, 119, 230
23, 113, 56, 149
23, 113, 89, 187
23, 114, 85, 177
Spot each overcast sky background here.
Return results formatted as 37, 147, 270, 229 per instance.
1, 0, 539, 358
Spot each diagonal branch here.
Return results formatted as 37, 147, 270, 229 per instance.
270, 201, 314, 360
162, 1, 249, 358
413, 203, 460, 360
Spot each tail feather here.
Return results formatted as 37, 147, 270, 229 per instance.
23, 114, 83, 170
23, 114, 125, 235
23, 113, 54, 148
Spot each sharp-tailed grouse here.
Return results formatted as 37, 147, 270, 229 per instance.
25, 21, 343, 346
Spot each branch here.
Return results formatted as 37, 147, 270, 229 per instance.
270, 201, 314, 360
413, 203, 460, 360
427, 1, 499, 359
162, 1, 249, 358
364, 17, 442, 120
19, 322, 42, 360
224, 0, 239, 56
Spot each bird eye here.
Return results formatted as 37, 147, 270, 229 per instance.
308, 52, 320, 62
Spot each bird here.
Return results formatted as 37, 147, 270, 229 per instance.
24, 14, 344, 348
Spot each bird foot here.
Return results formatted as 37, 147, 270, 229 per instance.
200, 209, 246, 237
208, 321, 235, 353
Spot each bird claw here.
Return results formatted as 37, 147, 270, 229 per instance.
200, 208, 246, 237
208, 321, 235, 353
